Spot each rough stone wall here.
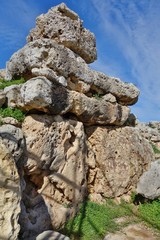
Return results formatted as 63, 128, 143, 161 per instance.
0, 3, 155, 239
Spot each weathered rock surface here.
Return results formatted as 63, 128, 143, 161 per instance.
27, 3, 96, 64
31, 67, 68, 86
86, 126, 154, 200
70, 91, 130, 125
137, 159, 160, 199
4, 76, 130, 126
22, 114, 87, 229
0, 117, 20, 127
0, 124, 25, 163
0, 68, 6, 79
36, 230, 70, 240
6, 38, 139, 106
0, 140, 21, 240
136, 122, 160, 159
136, 122, 160, 144
0, 90, 6, 107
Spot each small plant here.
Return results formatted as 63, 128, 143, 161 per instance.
130, 191, 137, 203
151, 143, 160, 154
0, 107, 25, 122
92, 93, 103, 100
0, 77, 25, 90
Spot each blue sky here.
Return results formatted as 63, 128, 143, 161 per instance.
0, 0, 160, 122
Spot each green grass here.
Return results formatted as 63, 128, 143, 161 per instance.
138, 200, 160, 230
62, 198, 160, 240
0, 107, 25, 122
0, 77, 25, 89
62, 200, 133, 240
151, 143, 160, 154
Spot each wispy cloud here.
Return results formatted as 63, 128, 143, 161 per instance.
90, 0, 160, 122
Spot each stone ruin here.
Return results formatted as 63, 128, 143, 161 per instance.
0, 3, 156, 240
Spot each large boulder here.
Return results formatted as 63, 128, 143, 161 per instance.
86, 126, 154, 201
0, 140, 21, 240
5, 39, 139, 106
22, 114, 87, 229
4, 76, 130, 126
70, 91, 130, 126
27, 3, 96, 64
137, 159, 160, 199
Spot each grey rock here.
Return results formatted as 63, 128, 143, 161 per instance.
6, 39, 139, 106
137, 159, 160, 199
4, 84, 23, 108
27, 3, 97, 64
20, 76, 53, 112
36, 230, 70, 240
31, 67, 67, 87
0, 124, 25, 162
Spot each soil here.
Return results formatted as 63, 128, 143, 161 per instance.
104, 218, 160, 240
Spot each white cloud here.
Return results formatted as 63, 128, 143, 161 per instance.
90, 0, 160, 122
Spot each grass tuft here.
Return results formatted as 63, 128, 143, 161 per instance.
0, 77, 25, 89
138, 200, 160, 230
151, 143, 160, 154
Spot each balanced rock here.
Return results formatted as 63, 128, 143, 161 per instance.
6, 38, 139, 106
86, 126, 154, 200
27, 3, 97, 64
4, 76, 130, 126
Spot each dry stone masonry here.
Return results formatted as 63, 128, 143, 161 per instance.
0, 3, 156, 239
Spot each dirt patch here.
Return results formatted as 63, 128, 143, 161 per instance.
104, 222, 160, 240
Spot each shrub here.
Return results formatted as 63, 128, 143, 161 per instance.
92, 93, 103, 100
0, 107, 25, 122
